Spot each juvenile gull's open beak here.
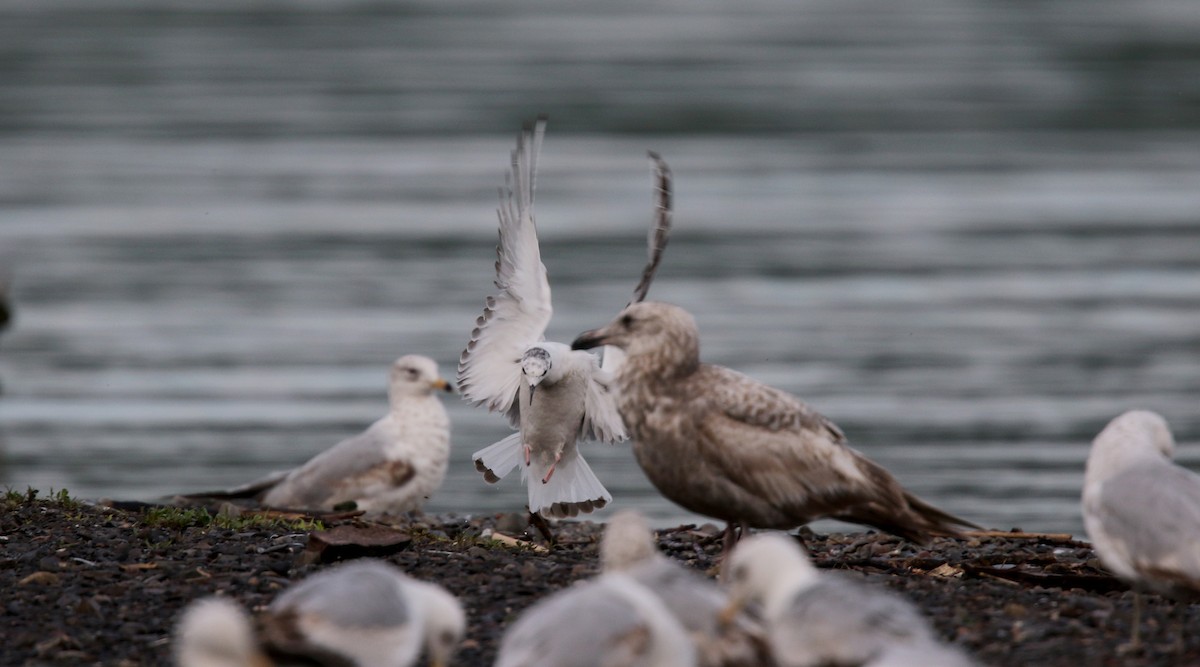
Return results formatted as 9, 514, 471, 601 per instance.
571, 328, 607, 351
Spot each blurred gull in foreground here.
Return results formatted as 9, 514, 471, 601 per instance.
175, 597, 269, 667
722, 533, 973, 667
1083, 409, 1200, 650
261, 559, 464, 667
174, 559, 464, 667
571, 301, 977, 547
494, 571, 696, 667
191, 355, 452, 516
600, 510, 774, 667
458, 116, 674, 519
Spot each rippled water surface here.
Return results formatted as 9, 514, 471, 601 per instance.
2, 0, 1200, 535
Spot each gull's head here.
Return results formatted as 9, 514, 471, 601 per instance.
412, 581, 466, 667
390, 354, 453, 399
723, 533, 819, 622
174, 597, 270, 667
571, 301, 699, 372
600, 509, 660, 572
1087, 410, 1176, 483
520, 346, 555, 399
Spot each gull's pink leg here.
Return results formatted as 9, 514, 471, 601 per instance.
541, 451, 563, 484
523, 444, 532, 466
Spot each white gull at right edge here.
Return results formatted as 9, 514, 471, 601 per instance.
1082, 409, 1200, 649
457, 116, 674, 519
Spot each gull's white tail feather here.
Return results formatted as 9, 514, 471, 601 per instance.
523, 447, 612, 519
473, 432, 524, 483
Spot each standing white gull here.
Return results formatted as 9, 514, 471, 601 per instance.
457, 116, 674, 519
192, 355, 453, 516
571, 301, 976, 544
1083, 409, 1200, 650
723, 533, 969, 667
600, 510, 774, 667
494, 572, 697, 667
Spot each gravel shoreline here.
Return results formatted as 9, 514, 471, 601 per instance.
1, 492, 1196, 667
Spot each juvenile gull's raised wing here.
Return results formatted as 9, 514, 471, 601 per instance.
603, 151, 674, 375
458, 117, 553, 426
630, 151, 673, 306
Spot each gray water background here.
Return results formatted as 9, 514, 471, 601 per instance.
2, 0, 1200, 535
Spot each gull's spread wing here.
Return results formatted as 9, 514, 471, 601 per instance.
458, 117, 553, 426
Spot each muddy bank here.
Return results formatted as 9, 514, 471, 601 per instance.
0, 492, 1195, 666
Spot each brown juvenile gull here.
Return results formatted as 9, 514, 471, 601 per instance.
722, 533, 973, 667
457, 116, 674, 519
191, 355, 453, 516
571, 301, 976, 544
1083, 409, 1200, 650
493, 571, 697, 667
600, 510, 775, 667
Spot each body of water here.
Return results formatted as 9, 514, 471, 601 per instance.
2, 0, 1199, 536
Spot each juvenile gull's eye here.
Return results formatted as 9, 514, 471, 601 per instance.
620, 314, 634, 328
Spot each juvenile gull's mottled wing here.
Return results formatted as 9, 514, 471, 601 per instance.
629, 151, 673, 306
458, 117, 553, 427
691, 365, 873, 514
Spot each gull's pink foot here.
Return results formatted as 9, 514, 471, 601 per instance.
523, 444, 532, 466
541, 451, 563, 484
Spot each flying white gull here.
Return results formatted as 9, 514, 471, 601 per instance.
458, 116, 674, 519
260, 559, 465, 667
191, 355, 453, 516
494, 571, 697, 667
600, 510, 773, 667
1083, 409, 1200, 650
174, 560, 465, 667
571, 301, 976, 545
723, 533, 971, 667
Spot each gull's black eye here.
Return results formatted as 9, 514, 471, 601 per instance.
620, 314, 634, 328
405, 367, 420, 379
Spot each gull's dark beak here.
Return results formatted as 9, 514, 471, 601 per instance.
571, 328, 607, 351
432, 378, 455, 394
528, 383, 537, 405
